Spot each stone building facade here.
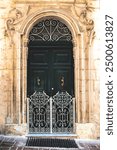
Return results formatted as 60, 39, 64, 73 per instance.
0, 0, 100, 139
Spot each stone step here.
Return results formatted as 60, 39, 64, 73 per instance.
26, 134, 78, 139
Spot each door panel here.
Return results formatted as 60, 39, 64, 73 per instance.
29, 49, 49, 64
27, 47, 50, 96
52, 50, 72, 64
27, 43, 74, 97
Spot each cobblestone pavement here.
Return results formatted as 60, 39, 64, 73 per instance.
0, 135, 100, 150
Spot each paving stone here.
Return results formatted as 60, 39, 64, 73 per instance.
0, 147, 10, 150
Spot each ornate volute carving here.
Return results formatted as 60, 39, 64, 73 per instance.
5, 6, 30, 44
74, 1, 95, 46
80, 9, 95, 46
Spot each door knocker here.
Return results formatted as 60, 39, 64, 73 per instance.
37, 77, 41, 86
61, 76, 64, 87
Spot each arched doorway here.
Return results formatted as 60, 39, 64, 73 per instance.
27, 17, 75, 134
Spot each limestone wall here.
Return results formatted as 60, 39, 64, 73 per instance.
0, 0, 100, 139
0, 0, 13, 132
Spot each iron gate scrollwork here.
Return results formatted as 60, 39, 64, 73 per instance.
29, 91, 50, 133
28, 91, 74, 133
52, 91, 73, 133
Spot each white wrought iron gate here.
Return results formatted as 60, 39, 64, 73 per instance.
28, 91, 74, 133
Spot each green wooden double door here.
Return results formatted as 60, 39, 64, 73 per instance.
27, 42, 74, 97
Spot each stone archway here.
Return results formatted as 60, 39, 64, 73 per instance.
19, 10, 83, 134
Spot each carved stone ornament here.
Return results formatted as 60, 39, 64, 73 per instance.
74, 1, 95, 45
6, 6, 30, 44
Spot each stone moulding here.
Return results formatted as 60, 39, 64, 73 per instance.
19, 9, 81, 38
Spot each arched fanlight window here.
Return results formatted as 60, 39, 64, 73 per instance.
29, 18, 72, 42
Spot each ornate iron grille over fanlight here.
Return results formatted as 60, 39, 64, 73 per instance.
29, 18, 72, 41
